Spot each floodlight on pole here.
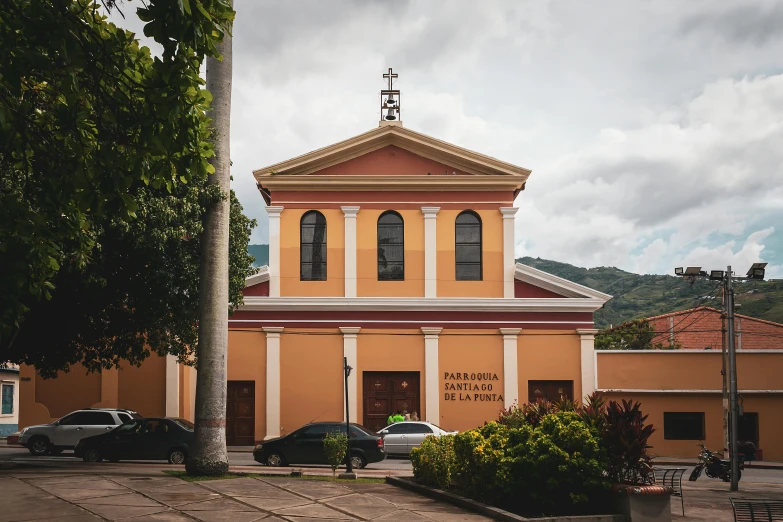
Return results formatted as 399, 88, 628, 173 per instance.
747, 263, 767, 280
674, 267, 684, 276
709, 270, 725, 281
684, 267, 702, 275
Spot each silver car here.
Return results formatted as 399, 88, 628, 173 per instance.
378, 421, 457, 456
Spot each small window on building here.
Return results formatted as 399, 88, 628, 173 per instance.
300, 210, 327, 281
1, 384, 13, 414
455, 211, 482, 280
528, 380, 573, 403
378, 211, 404, 280
663, 412, 705, 440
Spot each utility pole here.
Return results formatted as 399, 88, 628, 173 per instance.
726, 266, 739, 491
721, 306, 729, 453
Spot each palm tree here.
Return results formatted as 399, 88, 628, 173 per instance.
185, 2, 233, 476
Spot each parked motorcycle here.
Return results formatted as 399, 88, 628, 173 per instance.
688, 441, 756, 482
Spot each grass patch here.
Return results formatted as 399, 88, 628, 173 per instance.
163, 470, 385, 484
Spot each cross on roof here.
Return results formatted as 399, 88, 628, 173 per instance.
383, 67, 398, 90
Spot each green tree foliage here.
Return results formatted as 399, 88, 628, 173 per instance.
0, 0, 233, 347
323, 431, 348, 479
410, 434, 456, 490
595, 319, 656, 350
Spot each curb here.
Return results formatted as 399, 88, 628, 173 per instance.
385, 476, 624, 522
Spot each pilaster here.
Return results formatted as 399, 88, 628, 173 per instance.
499, 328, 521, 409
421, 207, 440, 298
165, 354, 180, 417
264, 327, 284, 439
577, 329, 599, 401
267, 206, 284, 297
421, 327, 443, 424
500, 207, 519, 298
340, 327, 361, 423
341, 206, 360, 297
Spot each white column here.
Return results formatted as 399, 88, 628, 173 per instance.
499, 329, 520, 409
189, 366, 197, 422
500, 207, 518, 299
165, 354, 179, 417
264, 327, 284, 439
340, 327, 360, 423
341, 206, 360, 297
421, 207, 440, 298
421, 327, 442, 424
577, 329, 598, 401
267, 206, 284, 297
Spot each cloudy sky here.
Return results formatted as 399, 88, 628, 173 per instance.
111, 0, 783, 278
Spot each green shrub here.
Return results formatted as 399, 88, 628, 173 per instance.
454, 413, 609, 516
410, 434, 456, 490
323, 431, 348, 478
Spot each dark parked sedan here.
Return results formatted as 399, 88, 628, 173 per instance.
74, 417, 194, 464
253, 422, 386, 469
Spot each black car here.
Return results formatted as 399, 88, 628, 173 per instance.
74, 417, 194, 464
253, 422, 386, 469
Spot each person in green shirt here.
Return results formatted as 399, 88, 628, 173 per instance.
387, 412, 394, 426
392, 410, 405, 423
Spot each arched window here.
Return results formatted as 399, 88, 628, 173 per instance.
300, 210, 327, 281
455, 211, 482, 281
378, 211, 404, 281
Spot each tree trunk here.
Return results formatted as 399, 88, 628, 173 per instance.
185, 10, 233, 476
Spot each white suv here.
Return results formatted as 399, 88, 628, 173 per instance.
19, 408, 139, 456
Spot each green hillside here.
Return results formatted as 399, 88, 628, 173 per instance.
248, 244, 269, 267
517, 257, 783, 329
245, 244, 781, 329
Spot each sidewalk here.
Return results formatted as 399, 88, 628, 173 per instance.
0, 466, 492, 521
652, 456, 783, 471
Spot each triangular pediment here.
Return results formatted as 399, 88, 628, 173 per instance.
514, 263, 612, 302
309, 145, 475, 177
253, 125, 531, 179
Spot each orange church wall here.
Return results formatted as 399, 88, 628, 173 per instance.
280, 208, 345, 297
596, 351, 783, 391
357, 210, 425, 297
356, 330, 426, 424
518, 331, 582, 403
271, 190, 514, 209
310, 145, 473, 177
436, 209, 504, 297
118, 355, 166, 417
227, 330, 267, 441
438, 331, 505, 432
279, 330, 344, 436
33, 364, 102, 419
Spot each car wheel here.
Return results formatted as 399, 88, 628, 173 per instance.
350, 454, 366, 470
168, 449, 187, 465
266, 452, 285, 467
28, 437, 50, 456
83, 449, 103, 463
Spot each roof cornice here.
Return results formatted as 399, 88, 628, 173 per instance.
514, 263, 613, 302
253, 125, 531, 180
238, 296, 605, 313
258, 175, 525, 192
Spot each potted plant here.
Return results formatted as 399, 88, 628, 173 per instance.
604, 400, 672, 522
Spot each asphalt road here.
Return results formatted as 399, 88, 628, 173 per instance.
3, 446, 783, 483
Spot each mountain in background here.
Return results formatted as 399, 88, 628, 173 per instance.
245, 245, 782, 329
248, 244, 269, 267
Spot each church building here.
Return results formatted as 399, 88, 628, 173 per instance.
18, 70, 611, 445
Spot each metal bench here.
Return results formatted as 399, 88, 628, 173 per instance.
653, 467, 686, 516
730, 498, 783, 522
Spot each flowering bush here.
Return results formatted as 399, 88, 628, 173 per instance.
410, 434, 456, 490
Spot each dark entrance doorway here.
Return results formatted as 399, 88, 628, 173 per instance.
528, 380, 573, 403
738, 412, 759, 447
363, 372, 420, 433
226, 381, 255, 446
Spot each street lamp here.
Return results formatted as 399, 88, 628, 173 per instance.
343, 357, 354, 475
673, 263, 768, 491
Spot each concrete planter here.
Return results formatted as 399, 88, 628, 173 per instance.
612, 484, 672, 522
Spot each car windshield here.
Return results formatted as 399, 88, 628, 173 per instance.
172, 419, 194, 430
114, 420, 143, 433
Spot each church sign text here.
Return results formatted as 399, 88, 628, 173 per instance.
443, 372, 503, 402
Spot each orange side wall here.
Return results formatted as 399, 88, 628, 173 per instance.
357, 210, 425, 297
280, 208, 345, 297
279, 330, 344, 435
518, 331, 582, 403
357, 330, 425, 423
34, 364, 101, 419
227, 330, 266, 441
439, 331, 505, 432
118, 355, 166, 417
436, 209, 504, 297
